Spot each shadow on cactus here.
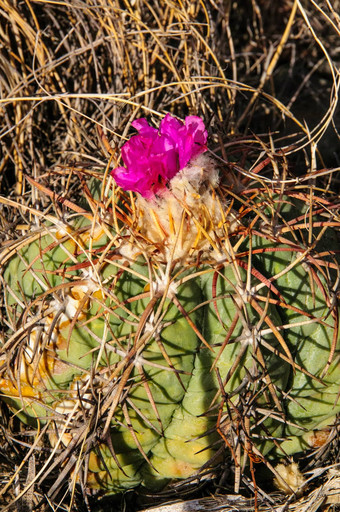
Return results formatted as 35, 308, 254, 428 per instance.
0, 115, 339, 505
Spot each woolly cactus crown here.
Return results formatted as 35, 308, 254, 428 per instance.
111, 115, 235, 263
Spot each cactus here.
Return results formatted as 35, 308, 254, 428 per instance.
0, 115, 339, 496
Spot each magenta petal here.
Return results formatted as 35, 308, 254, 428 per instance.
132, 118, 158, 139
163, 151, 179, 179
177, 116, 208, 168
151, 131, 175, 154
120, 137, 145, 168
159, 113, 184, 140
112, 170, 154, 198
185, 116, 208, 146
151, 149, 178, 180
160, 115, 208, 169
111, 114, 208, 199
111, 166, 146, 191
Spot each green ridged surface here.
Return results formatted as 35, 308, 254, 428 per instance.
1, 191, 340, 493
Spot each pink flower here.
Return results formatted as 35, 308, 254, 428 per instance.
111, 114, 208, 199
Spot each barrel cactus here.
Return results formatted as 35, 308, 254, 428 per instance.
0, 114, 339, 498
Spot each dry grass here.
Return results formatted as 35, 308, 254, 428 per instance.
0, 1, 340, 511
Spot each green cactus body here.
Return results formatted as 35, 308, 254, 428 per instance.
1, 170, 339, 494
251, 229, 340, 455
